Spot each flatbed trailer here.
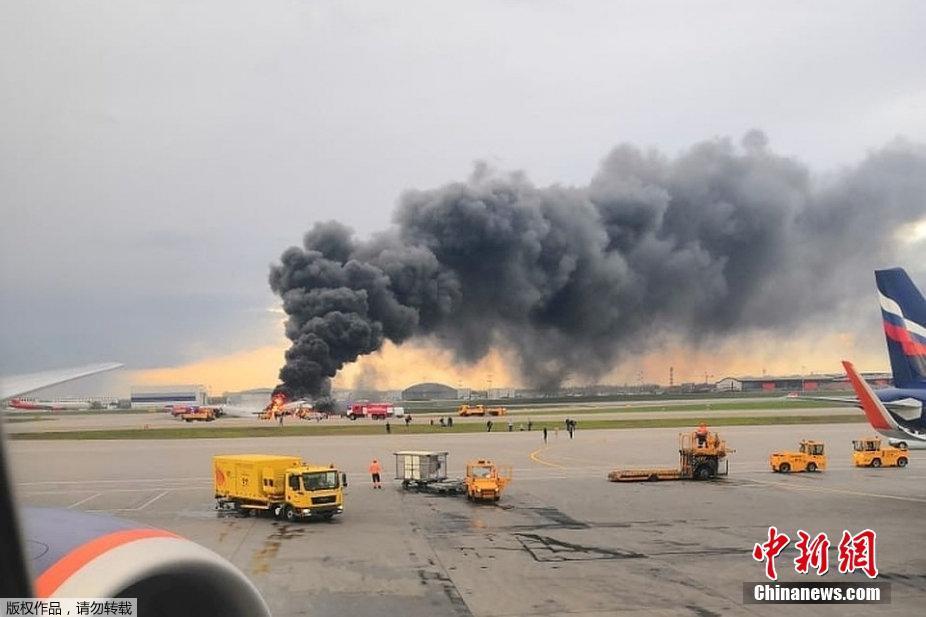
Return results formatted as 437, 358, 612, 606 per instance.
401, 478, 466, 495
608, 468, 684, 482
609, 431, 731, 482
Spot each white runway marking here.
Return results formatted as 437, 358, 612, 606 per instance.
88, 490, 170, 513
21, 485, 207, 496
66, 492, 101, 508
15, 476, 208, 486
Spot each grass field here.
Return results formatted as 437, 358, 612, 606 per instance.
8, 413, 866, 440
473, 399, 835, 416
2, 417, 56, 424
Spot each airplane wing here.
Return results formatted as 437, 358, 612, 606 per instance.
1, 363, 123, 400
784, 392, 921, 412
2, 362, 125, 596
0, 362, 271, 613
785, 393, 862, 406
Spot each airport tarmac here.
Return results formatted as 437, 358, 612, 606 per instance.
8, 424, 925, 616
3, 403, 855, 433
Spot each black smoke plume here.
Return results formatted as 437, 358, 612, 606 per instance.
270, 132, 926, 398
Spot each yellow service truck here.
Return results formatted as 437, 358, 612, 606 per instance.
213, 454, 346, 522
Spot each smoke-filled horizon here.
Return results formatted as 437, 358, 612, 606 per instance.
269, 131, 926, 399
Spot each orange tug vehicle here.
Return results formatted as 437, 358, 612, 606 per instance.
458, 404, 508, 417
769, 440, 827, 473
464, 459, 512, 501
852, 437, 909, 468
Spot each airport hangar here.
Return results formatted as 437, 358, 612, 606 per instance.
714, 372, 892, 392
401, 382, 459, 401
129, 384, 208, 408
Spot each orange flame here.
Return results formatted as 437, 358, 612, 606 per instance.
264, 392, 288, 415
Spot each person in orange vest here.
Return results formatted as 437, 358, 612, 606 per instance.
369, 458, 383, 489
695, 421, 709, 447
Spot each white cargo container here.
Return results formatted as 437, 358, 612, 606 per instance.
393, 451, 448, 483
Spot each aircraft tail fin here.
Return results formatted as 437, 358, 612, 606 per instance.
842, 360, 898, 431
875, 268, 926, 388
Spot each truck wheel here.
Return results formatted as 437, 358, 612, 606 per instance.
898, 457, 908, 468
284, 505, 296, 522
896, 441, 908, 450
871, 458, 882, 468
779, 462, 791, 474
806, 462, 817, 472
694, 465, 712, 480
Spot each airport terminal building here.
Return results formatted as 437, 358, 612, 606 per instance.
130, 384, 207, 408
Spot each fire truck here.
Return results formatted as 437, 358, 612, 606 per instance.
347, 403, 404, 420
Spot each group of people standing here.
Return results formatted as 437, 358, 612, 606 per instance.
564, 417, 577, 439
384, 413, 415, 433
382, 414, 579, 440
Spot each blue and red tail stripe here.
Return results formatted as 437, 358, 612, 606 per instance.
882, 320, 926, 356
875, 268, 926, 388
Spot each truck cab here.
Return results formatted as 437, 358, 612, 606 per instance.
769, 440, 827, 473
280, 464, 345, 521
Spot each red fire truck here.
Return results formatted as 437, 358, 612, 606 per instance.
347, 403, 404, 420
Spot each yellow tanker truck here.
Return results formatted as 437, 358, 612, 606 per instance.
213, 454, 346, 522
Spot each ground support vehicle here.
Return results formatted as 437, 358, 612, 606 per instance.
458, 404, 507, 417
608, 431, 732, 482
465, 459, 512, 501
181, 407, 217, 422
214, 454, 346, 522
393, 450, 460, 492
769, 440, 827, 473
852, 437, 909, 468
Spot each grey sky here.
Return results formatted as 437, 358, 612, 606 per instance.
2, 1, 925, 376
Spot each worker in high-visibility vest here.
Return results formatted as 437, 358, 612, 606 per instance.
695, 421, 709, 447
369, 459, 382, 489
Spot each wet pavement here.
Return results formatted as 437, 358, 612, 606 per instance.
8, 424, 926, 616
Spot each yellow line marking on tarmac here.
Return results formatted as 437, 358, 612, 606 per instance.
746, 477, 926, 504
529, 445, 567, 469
